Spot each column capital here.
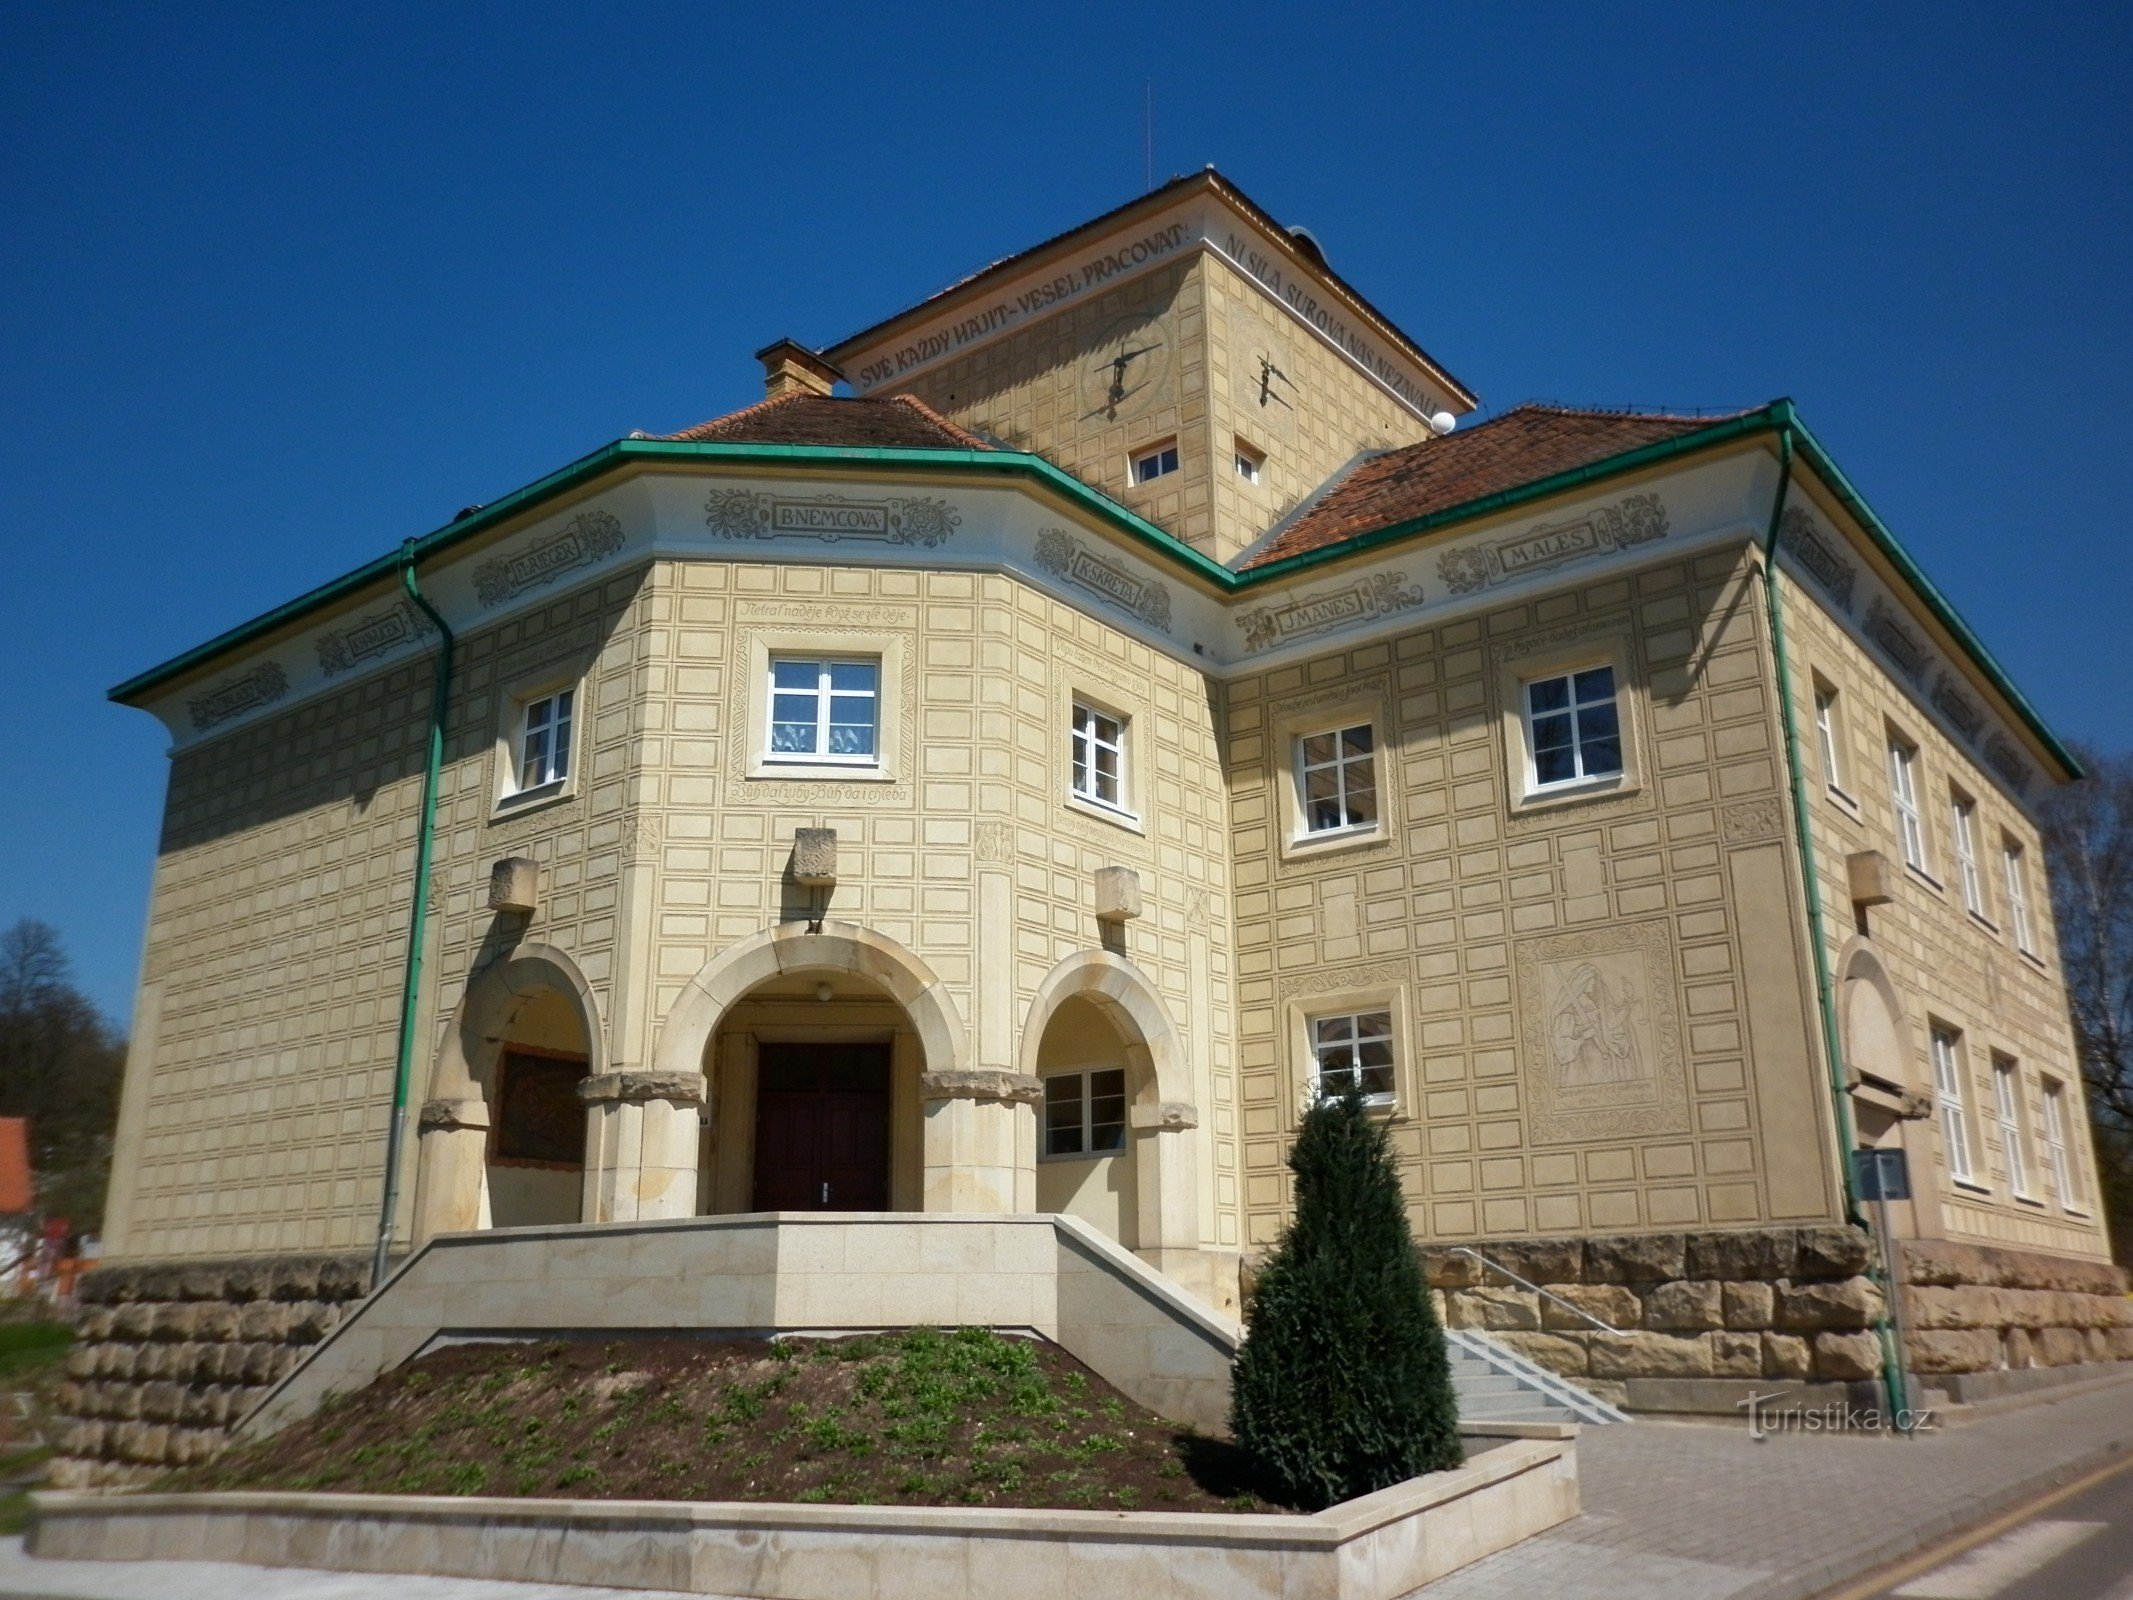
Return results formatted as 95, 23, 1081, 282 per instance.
418, 1098, 490, 1133
918, 1068, 1044, 1105
577, 1070, 709, 1108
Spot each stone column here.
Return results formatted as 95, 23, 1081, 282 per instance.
1131, 1098, 1201, 1280
412, 1098, 491, 1243
579, 1071, 708, 1224
919, 1068, 1041, 1214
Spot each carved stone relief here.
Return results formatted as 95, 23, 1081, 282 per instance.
1437, 492, 1669, 598
187, 661, 290, 732
1515, 919, 1690, 1144
1033, 527, 1172, 631
1721, 797, 1785, 844
474, 511, 626, 608
704, 489, 959, 547
973, 822, 1016, 864
1236, 571, 1425, 653
1275, 958, 1410, 1000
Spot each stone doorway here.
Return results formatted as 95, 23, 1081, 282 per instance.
750, 1042, 892, 1212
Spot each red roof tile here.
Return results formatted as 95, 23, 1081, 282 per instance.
662, 392, 994, 452
1240, 404, 1750, 570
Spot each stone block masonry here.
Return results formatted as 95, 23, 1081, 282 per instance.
52, 1254, 373, 1488
1420, 1225, 2132, 1413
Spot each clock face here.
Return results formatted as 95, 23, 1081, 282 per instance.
1079, 313, 1174, 423
1231, 323, 1299, 440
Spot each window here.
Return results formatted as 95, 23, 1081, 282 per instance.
1931, 1025, 1976, 1186
1130, 441, 1179, 485
768, 657, 879, 763
1888, 736, 1927, 871
1070, 702, 1127, 812
2004, 840, 2035, 954
1951, 792, 1985, 916
492, 1050, 589, 1166
1813, 682, 1845, 793
516, 689, 575, 791
1309, 1010, 1395, 1103
1993, 1056, 2031, 1197
1296, 723, 1377, 835
1043, 1068, 1127, 1158
1233, 442, 1264, 483
2043, 1079, 2081, 1208
1524, 666, 1623, 789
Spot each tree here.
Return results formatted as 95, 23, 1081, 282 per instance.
1229, 1090, 1462, 1509
0, 920, 127, 1235
2041, 746, 2133, 1258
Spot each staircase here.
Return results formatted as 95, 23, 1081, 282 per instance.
1447, 1328, 1630, 1426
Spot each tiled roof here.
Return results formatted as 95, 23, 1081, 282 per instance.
1240, 404, 1750, 570
661, 392, 994, 451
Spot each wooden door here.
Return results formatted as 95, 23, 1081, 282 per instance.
751, 1043, 891, 1211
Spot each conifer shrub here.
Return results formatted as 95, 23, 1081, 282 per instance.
1230, 1089, 1462, 1509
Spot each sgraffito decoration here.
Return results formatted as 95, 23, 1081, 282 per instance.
1437, 492, 1669, 598
1034, 527, 1172, 631
315, 602, 437, 677
474, 511, 627, 608
1778, 507, 1856, 612
1236, 571, 1425, 653
1515, 919, 1689, 1144
187, 661, 290, 732
703, 489, 959, 547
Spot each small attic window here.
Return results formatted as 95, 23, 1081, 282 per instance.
1234, 441, 1264, 483
1131, 441, 1179, 485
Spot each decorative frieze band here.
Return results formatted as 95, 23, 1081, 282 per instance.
1437, 492, 1669, 598
704, 489, 959, 547
1034, 527, 1172, 631
1778, 507, 1856, 612
315, 602, 438, 677
1863, 597, 1930, 682
474, 511, 626, 608
1236, 571, 1425, 653
186, 662, 289, 731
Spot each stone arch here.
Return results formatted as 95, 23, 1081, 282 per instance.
412, 942, 605, 1242
1019, 950, 1199, 1272
1838, 935, 1913, 1095
651, 920, 968, 1089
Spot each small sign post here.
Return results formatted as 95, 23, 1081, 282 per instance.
1850, 1146, 1917, 1434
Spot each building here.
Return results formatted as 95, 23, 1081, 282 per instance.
61, 170, 2127, 1483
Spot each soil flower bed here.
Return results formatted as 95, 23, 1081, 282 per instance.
166, 1327, 1288, 1514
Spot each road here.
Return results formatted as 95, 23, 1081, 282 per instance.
1839, 1451, 2133, 1600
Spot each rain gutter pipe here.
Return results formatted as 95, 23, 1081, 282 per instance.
370, 542, 455, 1290
1757, 415, 1910, 1424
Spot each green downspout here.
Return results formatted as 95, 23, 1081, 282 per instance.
370, 542, 456, 1290
1757, 421, 1910, 1423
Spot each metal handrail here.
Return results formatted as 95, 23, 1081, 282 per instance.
1451, 1246, 1627, 1335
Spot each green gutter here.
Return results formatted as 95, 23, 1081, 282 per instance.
106, 412, 2078, 781
371, 544, 454, 1289
1756, 416, 1909, 1424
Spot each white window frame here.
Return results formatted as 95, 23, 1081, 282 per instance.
765, 655, 881, 766
1295, 722, 1379, 838
1888, 736, 1928, 873
1813, 681, 1847, 796
1931, 1025, 1979, 1188
2042, 1079, 2082, 1210
1951, 791, 1985, 917
2004, 840, 2036, 955
1130, 440, 1179, 485
1522, 665, 1625, 793
515, 687, 575, 793
1992, 1056, 2032, 1199
1070, 701, 1129, 815
1041, 1067, 1128, 1160
1233, 440, 1264, 483
1308, 1009, 1397, 1106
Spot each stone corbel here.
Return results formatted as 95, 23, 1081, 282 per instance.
918, 1068, 1044, 1106
1128, 1100, 1199, 1132
418, 1098, 490, 1133
576, 1071, 709, 1108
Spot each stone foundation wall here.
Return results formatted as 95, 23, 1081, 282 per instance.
1899, 1239, 2133, 1379
1421, 1226, 2132, 1412
52, 1255, 373, 1488
1421, 1225, 1886, 1408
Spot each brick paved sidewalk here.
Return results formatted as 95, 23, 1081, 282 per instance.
1420, 1372, 2133, 1599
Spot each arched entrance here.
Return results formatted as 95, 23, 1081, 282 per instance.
1018, 951, 1200, 1280
1839, 935, 1936, 1238
652, 921, 984, 1215
411, 943, 604, 1241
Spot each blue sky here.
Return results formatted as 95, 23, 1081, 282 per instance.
4, 3, 2129, 1023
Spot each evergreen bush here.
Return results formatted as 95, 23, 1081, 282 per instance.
1230, 1089, 1462, 1508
